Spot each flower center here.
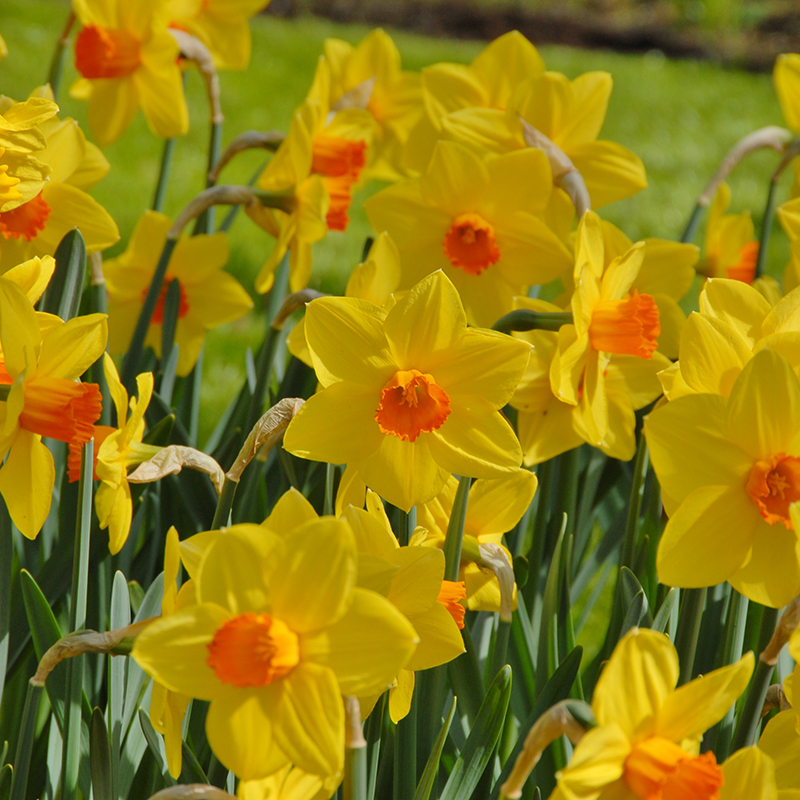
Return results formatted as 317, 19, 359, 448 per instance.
588, 290, 660, 359
374, 369, 451, 442
207, 612, 300, 688
437, 580, 466, 629
443, 213, 501, 276
0, 149, 23, 210
623, 737, 723, 800
17, 377, 102, 446
726, 241, 759, 284
746, 453, 800, 529
143, 278, 190, 325
0, 192, 51, 241
322, 174, 355, 232
312, 135, 367, 180
75, 24, 142, 79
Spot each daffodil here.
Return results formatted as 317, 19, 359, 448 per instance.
71, 0, 189, 145
91, 354, 161, 554
324, 29, 422, 182
0, 88, 118, 266
543, 211, 669, 455
408, 31, 646, 209
104, 210, 253, 376
248, 101, 329, 294
777, 196, 800, 292
645, 348, 800, 607
167, 0, 271, 70
283, 271, 531, 511
365, 140, 572, 327
0, 279, 106, 538
132, 519, 418, 779
412, 469, 536, 612
658, 278, 800, 401
548, 628, 753, 800
403, 30, 545, 174
696, 183, 759, 284
0, 96, 59, 213
238, 766, 341, 800
149, 526, 194, 779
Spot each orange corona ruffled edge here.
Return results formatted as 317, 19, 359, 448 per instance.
375, 369, 451, 442
589, 290, 660, 359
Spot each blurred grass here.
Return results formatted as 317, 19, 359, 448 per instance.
0, 2, 792, 443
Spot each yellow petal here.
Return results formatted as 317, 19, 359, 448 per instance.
726, 349, 800, 459
302, 587, 418, 696
592, 628, 677, 737
404, 600, 464, 671
556, 723, 629, 800
132, 603, 230, 699
263, 488, 318, 535
86, 77, 140, 148
206, 684, 288, 780
37, 312, 108, 380
340, 506, 397, 558
656, 652, 754, 742
270, 663, 344, 778
0, 430, 53, 540
701, 278, 772, 346
466, 470, 537, 536
0, 278, 40, 378
720, 746, 778, 800
775, 54, 800, 132
644, 393, 751, 515
759, 710, 800, 791
569, 140, 647, 209
471, 31, 544, 107
657, 485, 759, 589
389, 669, 415, 724
271, 518, 357, 633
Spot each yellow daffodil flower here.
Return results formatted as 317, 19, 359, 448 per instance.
166, 0, 271, 71
0, 88, 118, 266
104, 210, 253, 376
406, 31, 646, 208
71, 0, 189, 145
646, 348, 800, 607
0, 279, 106, 538
542, 211, 670, 456
403, 30, 545, 174
412, 469, 536, 613
549, 628, 753, 800
89, 354, 161, 554
0, 96, 59, 213
365, 140, 572, 327
659, 278, 800, 401
260, 487, 465, 723
149, 527, 195, 779
324, 29, 422, 182
696, 183, 759, 284
283, 271, 531, 511
777, 196, 800, 292
0, 32, 6, 59
248, 101, 329, 294
717, 747, 785, 800
132, 519, 418, 780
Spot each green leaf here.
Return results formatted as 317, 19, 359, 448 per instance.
652, 588, 679, 634
42, 228, 87, 321
108, 571, 130, 800
490, 646, 582, 800
619, 568, 652, 628
90, 708, 113, 800
179, 734, 209, 785
413, 697, 456, 800
0, 764, 12, 800
139, 708, 175, 787
440, 665, 512, 800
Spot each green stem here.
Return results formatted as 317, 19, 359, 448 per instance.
323, 463, 335, 517
365, 693, 386, 800
398, 506, 416, 547
120, 237, 177, 391
193, 120, 224, 236
219, 160, 269, 233
211, 476, 238, 529
754, 177, 779, 280
679, 203, 704, 244
674, 587, 706, 685
393, 690, 417, 800
9, 682, 43, 800
344, 737, 368, 800
489, 619, 512, 685
0, 502, 10, 712
443, 476, 470, 582
152, 138, 177, 213
63, 440, 94, 800
730, 605, 781, 750
555, 448, 579, 543
620, 435, 649, 570
492, 310, 574, 335
46, 11, 75, 100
